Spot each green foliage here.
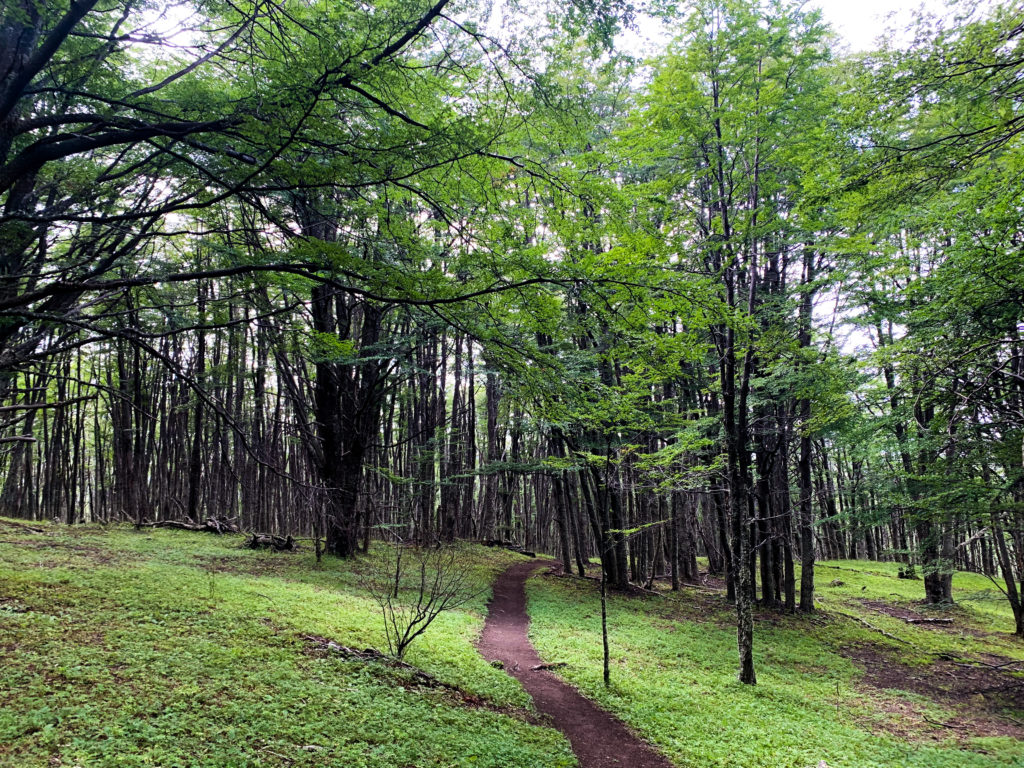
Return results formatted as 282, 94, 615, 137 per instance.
0, 522, 574, 768
831, 7, 1024, 601
525, 564, 1024, 768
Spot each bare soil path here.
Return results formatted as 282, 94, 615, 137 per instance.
477, 559, 673, 768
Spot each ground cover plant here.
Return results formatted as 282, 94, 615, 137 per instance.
525, 562, 1024, 768
0, 520, 575, 768
3, 520, 1022, 768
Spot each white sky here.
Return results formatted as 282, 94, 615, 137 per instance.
809, 0, 940, 52
620, 0, 956, 56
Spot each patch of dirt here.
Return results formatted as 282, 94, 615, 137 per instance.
859, 598, 959, 624
696, 571, 728, 591
856, 599, 992, 639
844, 642, 1024, 742
858, 599, 929, 622
479, 560, 673, 768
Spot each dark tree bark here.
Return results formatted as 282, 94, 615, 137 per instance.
798, 247, 816, 613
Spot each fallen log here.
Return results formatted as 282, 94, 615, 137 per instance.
303, 635, 456, 691
481, 539, 536, 557
905, 617, 953, 625
834, 609, 915, 647
530, 662, 568, 671
202, 517, 238, 534
245, 533, 296, 552
0, 519, 46, 534
923, 715, 966, 730
139, 517, 239, 534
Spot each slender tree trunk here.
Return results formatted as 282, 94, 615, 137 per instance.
798, 247, 815, 612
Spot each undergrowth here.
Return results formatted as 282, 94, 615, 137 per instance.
525, 561, 1024, 768
0, 520, 575, 768
4, 518, 1021, 768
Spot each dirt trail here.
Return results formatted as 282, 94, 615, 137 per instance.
477, 560, 673, 768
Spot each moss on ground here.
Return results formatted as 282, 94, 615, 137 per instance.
525, 561, 1024, 768
0, 520, 575, 768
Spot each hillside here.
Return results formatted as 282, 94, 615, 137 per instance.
2, 521, 1021, 767
0, 521, 571, 768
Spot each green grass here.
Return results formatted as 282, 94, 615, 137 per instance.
0, 520, 575, 768
4, 519, 1022, 768
525, 562, 1024, 768
812, 559, 1024, 661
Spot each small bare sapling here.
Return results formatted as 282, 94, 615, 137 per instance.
360, 542, 480, 660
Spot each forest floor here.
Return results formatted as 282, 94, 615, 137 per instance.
0, 519, 574, 768
1, 519, 1022, 768
478, 560, 672, 768
526, 561, 1024, 768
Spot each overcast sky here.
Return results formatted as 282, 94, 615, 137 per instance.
809, 0, 937, 52
619, 0, 959, 56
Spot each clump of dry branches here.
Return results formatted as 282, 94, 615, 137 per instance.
359, 541, 481, 660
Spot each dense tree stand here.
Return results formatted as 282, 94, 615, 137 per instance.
477, 560, 673, 768
2, 0, 1024, 691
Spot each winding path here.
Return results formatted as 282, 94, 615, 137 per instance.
476, 560, 673, 768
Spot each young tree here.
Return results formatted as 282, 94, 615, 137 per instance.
633, 0, 831, 683
361, 540, 481, 659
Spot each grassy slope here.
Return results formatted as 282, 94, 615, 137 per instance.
0, 520, 575, 768
4, 520, 1022, 768
526, 561, 1024, 768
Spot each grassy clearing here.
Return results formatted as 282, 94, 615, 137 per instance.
525, 562, 1024, 768
812, 560, 1023, 661
0, 520, 575, 768
4, 519, 1021, 768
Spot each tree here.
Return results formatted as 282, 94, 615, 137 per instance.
632, 0, 831, 683
360, 539, 481, 659
832, 0, 1024, 612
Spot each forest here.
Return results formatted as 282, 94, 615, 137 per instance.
1, 0, 1023, 766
